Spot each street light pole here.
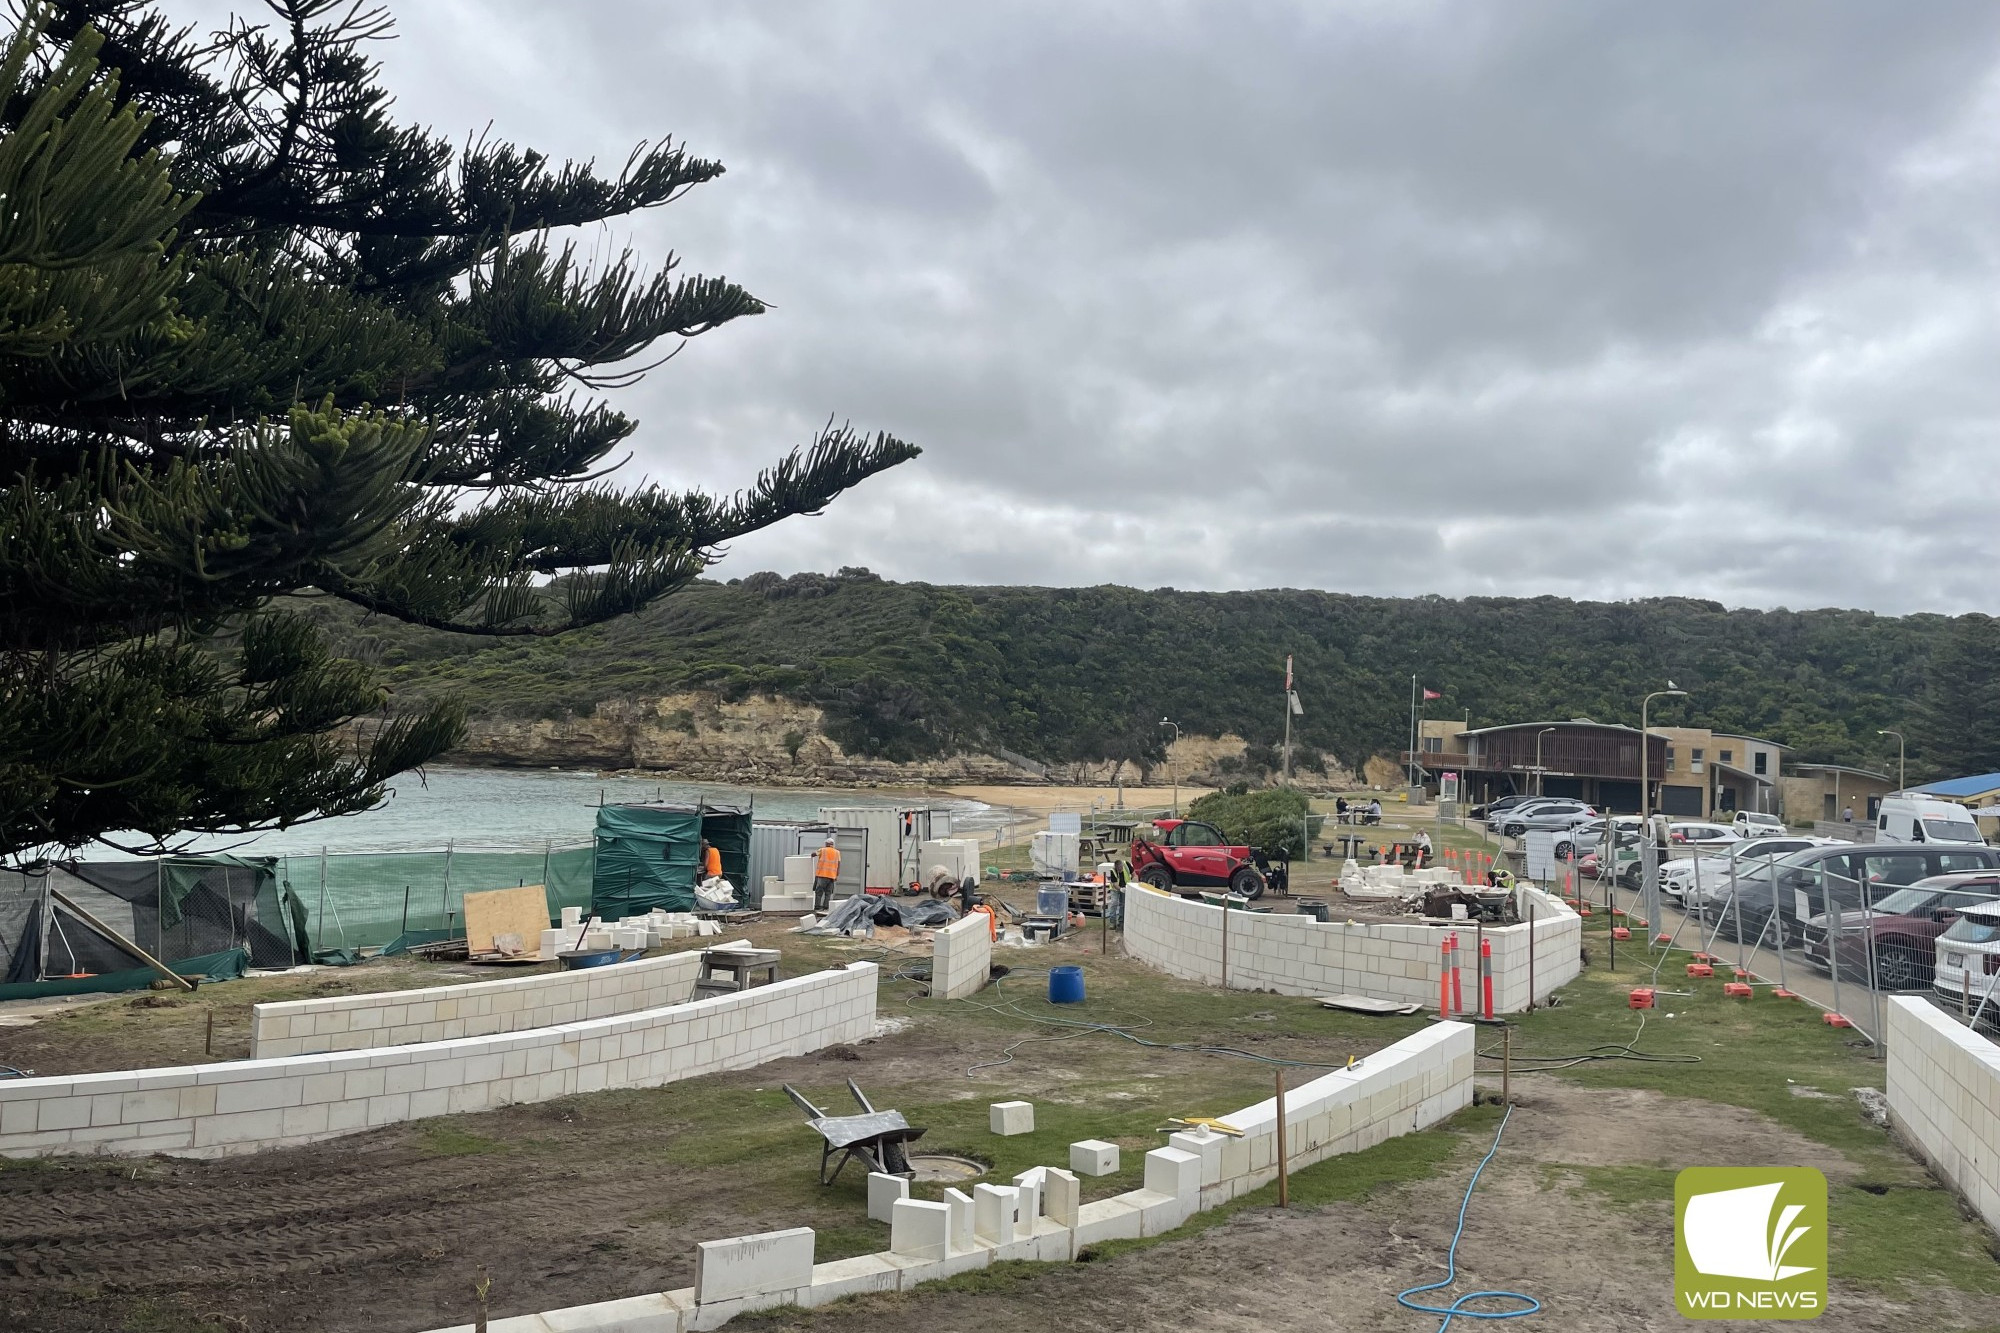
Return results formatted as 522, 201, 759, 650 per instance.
1639, 685, 1689, 827
1536, 728, 1555, 797
1878, 729, 1905, 793
1159, 718, 1181, 815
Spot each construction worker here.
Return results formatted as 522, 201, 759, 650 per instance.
812, 837, 841, 912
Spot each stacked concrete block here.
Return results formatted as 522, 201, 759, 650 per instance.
1886, 997, 2000, 1234
989, 1100, 1034, 1135
1069, 1139, 1119, 1175
1120, 884, 1580, 1013
931, 912, 993, 1000
866, 1171, 909, 1223
409, 1021, 1477, 1333
0, 963, 880, 1160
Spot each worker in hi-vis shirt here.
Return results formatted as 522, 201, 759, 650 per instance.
812, 837, 841, 911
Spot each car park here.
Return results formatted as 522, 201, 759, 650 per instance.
1663, 836, 1838, 905
1705, 842, 2000, 947
1932, 902, 2000, 1028
1799, 872, 2000, 990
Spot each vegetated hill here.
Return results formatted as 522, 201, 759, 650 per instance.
299, 570, 1989, 780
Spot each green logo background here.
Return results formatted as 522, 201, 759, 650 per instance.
1675, 1167, 1827, 1320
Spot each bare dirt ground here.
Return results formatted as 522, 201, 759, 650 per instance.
749, 1080, 1992, 1333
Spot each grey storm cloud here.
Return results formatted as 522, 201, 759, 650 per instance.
195, 1, 2000, 611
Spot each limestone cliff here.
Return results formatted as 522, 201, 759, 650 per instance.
443, 691, 1353, 788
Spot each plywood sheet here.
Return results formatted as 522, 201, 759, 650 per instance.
464, 885, 552, 957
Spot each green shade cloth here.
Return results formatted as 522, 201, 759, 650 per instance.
0, 947, 248, 1002
591, 803, 751, 917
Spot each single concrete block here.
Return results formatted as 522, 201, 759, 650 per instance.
989, 1100, 1034, 1136
1071, 1195, 1143, 1247
540, 1292, 687, 1332
1041, 1166, 1081, 1227
693, 1227, 815, 1305
1145, 1146, 1202, 1201
889, 1197, 951, 1261
1168, 1128, 1225, 1186
973, 1183, 1021, 1245
941, 1187, 977, 1251
1069, 1138, 1120, 1176
1010, 1167, 1043, 1223
866, 1170, 909, 1223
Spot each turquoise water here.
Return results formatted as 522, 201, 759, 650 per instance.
99, 767, 1000, 856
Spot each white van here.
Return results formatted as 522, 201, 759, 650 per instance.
1877, 796, 1986, 846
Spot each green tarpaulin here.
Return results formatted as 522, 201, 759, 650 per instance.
0, 947, 249, 1002
591, 803, 750, 917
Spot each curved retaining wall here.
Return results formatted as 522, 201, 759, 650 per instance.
1123, 884, 1580, 1012
415, 1020, 1475, 1332
249, 949, 710, 1057
0, 963, 877, 1160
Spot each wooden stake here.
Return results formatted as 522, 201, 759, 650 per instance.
204, 1008, 214, 1056
1274, 1068, 1290, 1207
49, 888, 194, 991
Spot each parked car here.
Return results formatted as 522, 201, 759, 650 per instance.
1800, 873, 2000, 990
1497, 800, 1596, 838
1875, 796, 1986, 846
1931, 901, 2000, 1029
1665, 837, 1839, 905
1481, 796, 1568, 829
1669, 822, 1739, 848
1731, 811, 1786, 838
1556, 817, 1642, 862
1707, 842, 2000, 947
1469, 793, 1537, 822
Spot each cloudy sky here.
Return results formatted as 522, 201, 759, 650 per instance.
218, 2, 2000, 612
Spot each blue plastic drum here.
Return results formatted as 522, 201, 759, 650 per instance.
1049, 965, 1086, 1004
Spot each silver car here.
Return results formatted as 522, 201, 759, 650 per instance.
1497, 800, 1597, 837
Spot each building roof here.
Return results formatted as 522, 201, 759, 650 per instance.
1790, 762, 1891, 781
1462, 720, 1644, 737
1910, 772, 2000, 798
1711, 733, 1791, 752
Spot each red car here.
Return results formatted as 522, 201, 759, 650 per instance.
1799, 871, 2000, 991
1129, 819, 1266, 898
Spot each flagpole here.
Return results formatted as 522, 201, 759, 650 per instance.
1408, 674, 1417, 790
1281, 655, 1294, 786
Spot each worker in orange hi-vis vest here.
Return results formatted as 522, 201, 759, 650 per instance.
698, 839, 722, 881
812, 838, 841, 912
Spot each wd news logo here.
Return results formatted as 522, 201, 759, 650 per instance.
1675, 1168, 1828, 1320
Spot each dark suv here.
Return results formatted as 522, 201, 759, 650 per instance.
1707, 843, 2000, 947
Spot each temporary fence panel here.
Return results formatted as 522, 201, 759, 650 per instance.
279, 844, 595, 955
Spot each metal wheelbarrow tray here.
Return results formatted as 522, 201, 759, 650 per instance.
782, 1078, 926, 1184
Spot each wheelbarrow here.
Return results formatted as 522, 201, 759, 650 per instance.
782, 1078, 926, 1185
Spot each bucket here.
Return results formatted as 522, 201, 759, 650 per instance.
1297, 898, 1331, 923
558, 948, 622, 971
1048, 965, 1086, 1004
1037, 886, 1070, 917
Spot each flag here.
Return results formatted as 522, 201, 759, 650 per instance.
1422, 688, 1442, 701
1285, 655, 1293, 691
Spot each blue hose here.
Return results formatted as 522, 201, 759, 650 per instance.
1395, 1104, 1542, 1331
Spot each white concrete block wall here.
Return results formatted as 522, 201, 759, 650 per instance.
1885, 997, 2000, 1233
1121, 885, 1580, 1013
413, 1020, 1476, 1333
930, 912, 992, 1000
250, 950, 707, 1057
0, 964, 878, 1160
